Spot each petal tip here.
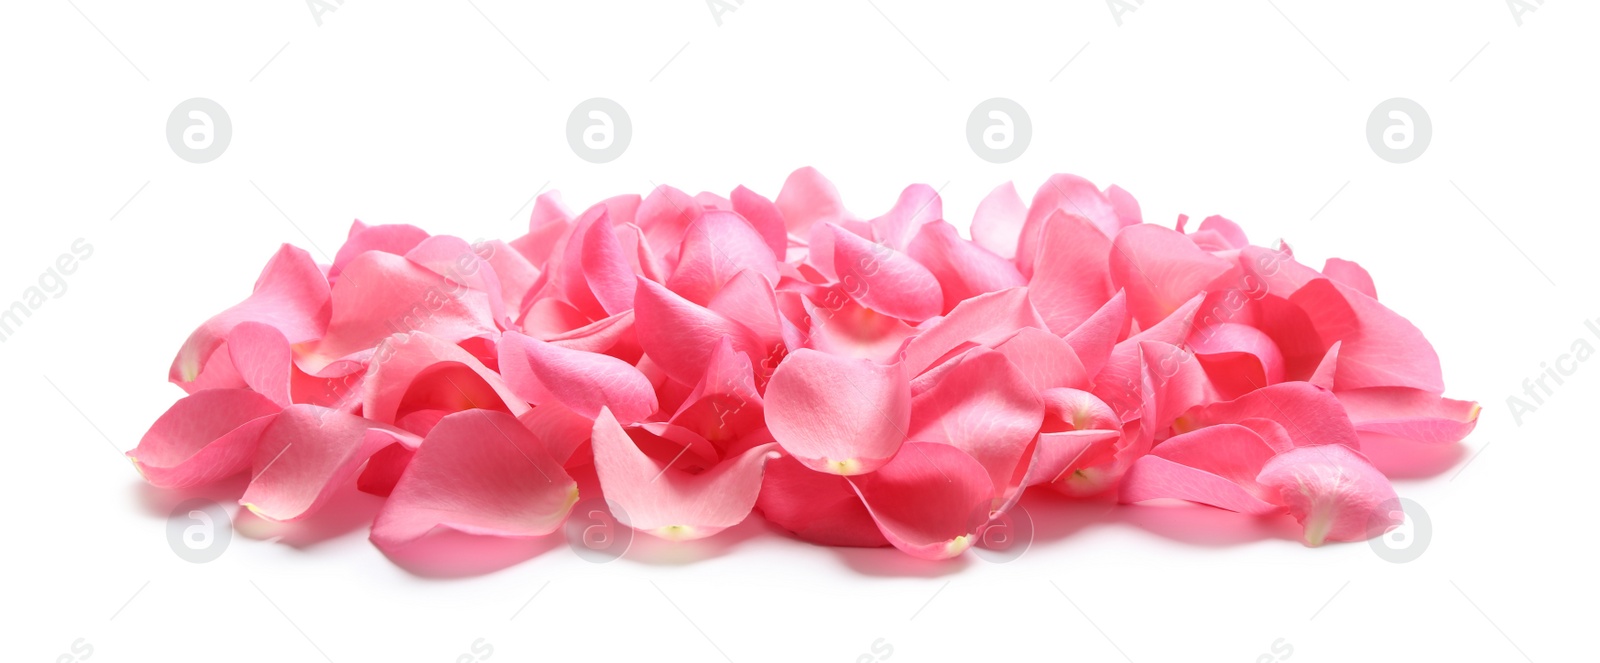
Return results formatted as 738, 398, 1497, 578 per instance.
825, 458, 865, 476
943, 534, 972, 558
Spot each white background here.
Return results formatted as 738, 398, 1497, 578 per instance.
2, 1, 1593, 661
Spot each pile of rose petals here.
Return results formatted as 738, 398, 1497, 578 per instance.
130, 168, 1479, 561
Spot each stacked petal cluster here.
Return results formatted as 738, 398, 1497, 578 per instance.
130, 168, 1479, 560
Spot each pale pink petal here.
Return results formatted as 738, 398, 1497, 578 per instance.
869, 183, 941, 251
1140, 341, 1218, 434
1336, 388, 1480, 445
803, 289, 918, 363
542, 309, 638, 357
330, 223, 429, 279
519, 402, 596, 466
591, 408, 779, 540
499, 330, 657, 424
667, 210, 779, 305
579, 209, 639, 317
899, 287, 1045, 376
1064, 290, 1129, 379
765, 348, 910, 475
908, 350, 1044, 497
128, 389, 282, 489
240, 406, 416, 522
971, 181, 1027, 259
172, 245, 330, 386
1017, 175, 1123, 275
225, 322, 293, 406
362, 331, 528, 425
1179, 382, 1361, 450
1299, 279, 1444, 392
1190, 215, 1248, 250
1323, 257, 1377, 299
670, 337, 765, 445
829, 223, 943, 322
1028, 212, 1114, 335
776, 167, 847, 235
730, 185, 792, 260
635, 185, 701, 263
992, 327, 1091, 392
370, 410, 578, 548
907, 220, 1026, 313
707, 270, 791, 363
480, 239, 541, 316
633, 276, 765, 387
1105, 185, 1143, 227
1091, 294, 1204, 420
1120, 424, 1280, 514
848, 442, 995, 560
1110, 224, 1236, 329
1256, 445, 1400, 546
1025, 429, 1122, 488
299, 251, 497, 371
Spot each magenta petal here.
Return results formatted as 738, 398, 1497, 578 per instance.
1190, 322, 1286, 400
757, 454, 889, 547
1121, 424, 1280, 514
499, 330, 657, 424
765, 349, 910, 475
908, 350, 1044, 497
1256, 445, 1400, 546
591, 409, 778, 540
371, 410, 578, 549
128, 389, 283, 489
240, 406, 416, 522
848, 442, 995, 560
